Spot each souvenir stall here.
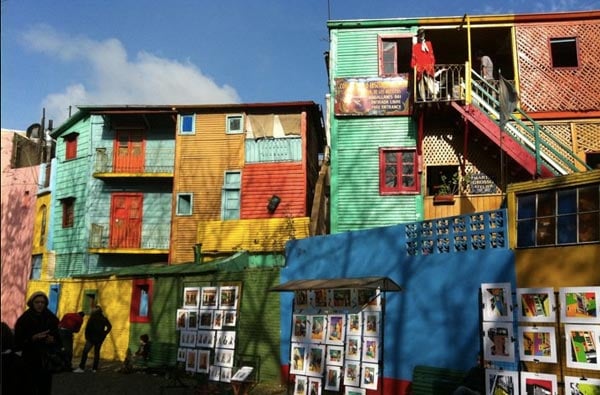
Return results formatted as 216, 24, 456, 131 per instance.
270, 277, 402, 395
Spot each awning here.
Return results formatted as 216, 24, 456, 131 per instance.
269, 276, 402, 292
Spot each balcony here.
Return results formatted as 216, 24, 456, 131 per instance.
89, 223, 170, 253
93, 147, 174, 178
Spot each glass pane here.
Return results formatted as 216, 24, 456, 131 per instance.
383, 42, 396, 74
579, 185, 599, 212
402, 176, 415, 187
537, 191, 555, 217
402, 164, 414, 176
385, 152, 398, 164
385, 165, 398, 187
579, 212, 599, 242
557, 188, 576, 214
517, 220, 535, 247
224, 172, 241, 186
139, 288, 149, 317
402, 151, 414, 162
517, 195, 536, 219
557, 215, 577, 244
181, 115, 193, 132
536, 217, 556, 245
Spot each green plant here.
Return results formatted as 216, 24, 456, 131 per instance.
436, 171, 471, 196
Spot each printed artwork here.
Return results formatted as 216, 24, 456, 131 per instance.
187, 310, 198, 330
196, 330, 215, 348
176, 309, 187, 330
516, 287, 555, 323
292, 314, 308, 342
212, 310, 223, 330
177, 347, 187, 362
330, 289, 353, 308
520, 372, 557, 395
347, 313, 362, 336
209, 365, 220, 381
481, 283, 513, 322
361, 362, 378, 390
362, 337, 378, 363
183, 287, 200, 309
324, 366, 342, 391
308, 377, 322, 395
290, 343, 307, 375
313, 290, 328, 308
185, 349, 198, 372
295, 290, 309, 310
198, 310, 214, 329
219, 286, 239, 310
214, 348, 235, 368
201, 287, 219, 309
343, 361, 360, 387
564, 324, 600, 370
220, 367, 232, 383
518, 326, 557, 363
346, 336, 362, 361
356, 289, 381, 311
224, 311, 237, 327
344, 387, 365, 395
326, 345, 344, 366
216, 330, 236, 349
180, 330, 197, 347
482, 322, 515, 363
294, 375, 308, 395
564, 375, 600, 395
327, 315, 345, 344
485, 369, 518, 395
306, 345, 325, 377
560, 286, 600, 324
309, 315, 326, 342
363, 312, 379, 337
197, 350, 210, 373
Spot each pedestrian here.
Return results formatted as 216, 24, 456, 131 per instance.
411, 28, 436, 101
74, 305, 112, 373
13, 291, 61, 395
58, 311, 85, 371
135, 333, 151, 362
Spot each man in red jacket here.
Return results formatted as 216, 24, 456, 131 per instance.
58, 311, 85, 371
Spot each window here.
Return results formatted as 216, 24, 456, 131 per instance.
516, 184, 599, 248
176, 193, 193, 216
221, 171, 241, 220
426, 165, 459, 196
40, 204, 47, 246
64, 133, 78, 160
549, 37, 579, 68
379, 148, 419, 194
379, 36, 412, 76
180, 114, 195, 134
30, 254, 42, 280
82, 290, 98, 314
130, 279, 153, 323
61, 197, 75, 228
226, 114, 244, 134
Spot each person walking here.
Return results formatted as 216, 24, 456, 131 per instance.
14, 291, 60, 395
58, 311, 85, 371
74, 306, 111, 373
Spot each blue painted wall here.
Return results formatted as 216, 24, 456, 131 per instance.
281, 221, 516, 382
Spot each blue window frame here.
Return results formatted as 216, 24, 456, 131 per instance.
180, 114, 195, 135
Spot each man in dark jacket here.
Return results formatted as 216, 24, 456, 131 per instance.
73, 306, 112, 373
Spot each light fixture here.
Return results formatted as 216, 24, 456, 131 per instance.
267, 195, 281, 213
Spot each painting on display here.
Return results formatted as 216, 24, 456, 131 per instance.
201, 287, 219, 309
485, 369, 518, 395
292, 314, 308, 342
324, 366, 342, 392
219, 286, 239, 310
344, 387, 365, 395
294, 375, 308, 395
309, 315, 326, 342
516, 287, 556, 323
481, 283, 513, 322
224, 310, 237, 327
214, 348, 235, 368
343, 361, 360, 387
220, 367, 232, 383
482, 322, 515, 363
306, 344, 325, 377
179, 330, 197, 347
356, 288, 381, 311
346, 336, 362, 361
185, 349, 198, 372
198, 310, 214, 329
564, 376, 600, 394
177, 348, 187, 362
326, 345, 344, 366
329, 289, 353, 309
360, 363, 378, 390
362, 337, 379, 363
347, 313, 362, 336
518, 326, 557, 363
313, 290, 329, 309
560, 286, 600, 324
176, 309, 187, 330
290, 343, 307, 375
295, 290, 309, 311
308, 377, 322, 395
363, 312, 380, 337
212, 310, 223, 330
520, 372, 557, 395
327, 315, 345, 345
183, 287, 200, 309
564, 324, 600, 370
216, 330, 236, 349
196, 330, 215, 348
187, 310, 198, 330
197, 350, 210, 373
209, 366, 220, 381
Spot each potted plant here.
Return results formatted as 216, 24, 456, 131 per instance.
433, 171, 470, 204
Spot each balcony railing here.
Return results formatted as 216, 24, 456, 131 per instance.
89, 223, 170, 250
413, 63, 466, 103
94, 147, 174, 174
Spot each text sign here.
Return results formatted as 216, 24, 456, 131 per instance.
469, 172, 497, 194
334, 76, 411, 116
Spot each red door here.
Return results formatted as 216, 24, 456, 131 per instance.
114, 131, 145, 172
110, 194, 142, 248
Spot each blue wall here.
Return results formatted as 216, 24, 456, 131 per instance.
281, 222, 516, 381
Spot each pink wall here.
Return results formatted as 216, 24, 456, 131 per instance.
1, 132, 37, 327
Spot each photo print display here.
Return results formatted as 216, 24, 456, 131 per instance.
290, 343, 307, 375
313, 289, 328, 309
343, 361, 360, 387
346, 335, 362, 361
564, 324, 600, 370
309, 315, 326, 342
196, 330, 215, 348
481, 282, 513, 322
516, 287, 556, 323
214, 348, 235, 368
216, 330, 236, 349
564, 375, 600, 395
213, 310, 223, 330
560, 286, 600, 324
324, 366, 342, 391
201, 287, 219, 309
363, 312, 380, 337
482, 322, 515, 363
295, 290, 309, 311
330, 289, 353, 309
176, 309, 187, 330
308, 377, 322, 395
187, 310, 198, 330
177, 347, 187, 362
520, 372, 557, 395
224, 310, 237, 327
356, 288, 381, 311
198, 310, 214, 329
292, 314, 308, 342
294, 375, 308, 395
347, 313, 362, 336
220, 367, 232, 383
327, 315, 345, 345
518, 326, 557, 363
326, 345, 344, 366
361, 362, 379, 390
344, 387, 365, 395
209, 365, 221, 381
185, 349, 198, 372
219, 286, 239, 310
183, 287, 200, 309
306, 344, 325, 377
485, 369, 518, 395
362, 337, 379, 363
197, 349, 210, 373
180, 330, 197, 347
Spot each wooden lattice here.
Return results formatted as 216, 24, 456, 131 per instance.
516, 20, 600, 112
575, 121, 600, 152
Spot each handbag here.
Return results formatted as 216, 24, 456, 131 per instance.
41, 347, 66, 373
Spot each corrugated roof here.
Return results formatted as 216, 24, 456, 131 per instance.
72, 251, 249, 279
269, 276, 402, 292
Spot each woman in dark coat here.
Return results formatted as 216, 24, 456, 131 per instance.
14, 291, 60, 395
74, 305, 112, 372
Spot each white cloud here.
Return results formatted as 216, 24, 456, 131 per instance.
21, 24, 240, 125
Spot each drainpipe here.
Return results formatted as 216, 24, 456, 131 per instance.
194, 243, 203, 264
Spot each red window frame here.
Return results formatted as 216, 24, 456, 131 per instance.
64, 133, 78, 160
130, 278, 153, 323
61, 198, 75, 228
379, 148, 419, 194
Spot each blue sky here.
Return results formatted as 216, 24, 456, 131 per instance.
2, 0, 598, 130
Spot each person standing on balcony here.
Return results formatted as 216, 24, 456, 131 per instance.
411, 28, 436, 101
477, 50, 494, 80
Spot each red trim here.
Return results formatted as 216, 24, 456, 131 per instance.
379, 148, 420, 194
525, 110, 600, 120
65, 135, 77, 160
130, 278, 153, 323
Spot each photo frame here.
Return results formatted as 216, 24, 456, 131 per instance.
347, 313, 362, 336
518, 326, 557, 363
220, 367, 232, 383
214, 348, 235, 368
180, 330, 197, 347
313, 289, 328, 308
198, 310, 214, 329
224, 310, 237, 327
330, 289, 352, 309
360, 362, 378, 390
326, 345, 344, 366
346, 335, 362, 361
187, 310, 198, 330
481, 282, 513, 322
356, 288, 381, 311
344, 387, 365, 395
215, 330, 236, 349
292, 314, 308, 342
560, 286, 600, 324
213, 310, 223, 330
197, 349, 210, 373
485, 369, 518, 395
520, 372, 557, 395
564, 375, 600, 394
516, 287, 556, 323
196, 330, 215, 348
564, 324, 600, 370
363, 312, 380, 337
294, 375, 308, 395
343, 361, 360, 387
306, 344, 325, 377
185, 349, 198, 372
327, 314, 345, 344
482, 322, 515, 363
176, 309, 187, 330
295, 290, 309, 311
290, 343, 308, 375
231, 366, 254, 382
309, 315, 326, 342
219, 286, 239, 310
324, 366, 342, 391
177, 347, 187, 362
209, 365, 221, 381
201, 286, 219, 309
362, 337, 379, 363
308, 377, 322, 395
183, 287, 200, 309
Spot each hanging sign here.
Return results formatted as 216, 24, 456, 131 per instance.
334, 75, 411, 116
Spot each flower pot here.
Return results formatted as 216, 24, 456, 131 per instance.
433, 194, 455, 204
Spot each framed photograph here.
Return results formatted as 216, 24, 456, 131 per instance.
292, 314, 308, 342
346, 335, 362, 361
564, 375, 600, 394
345, 387, 365, 395
362, 337, 379, 363
363, 312, 380, 337
564, 324, 600, 370
308, 377, 322, 395
231, 366, 254, 382
219, 286, 239, 310
213, 310, 223, 330
357, 288, 381, 311
347, 313, 362, 336
294, 375, 308, 395
516, 287, 556, 323
309, 315, 326, 342
326, 345, 344, 366
482, 322, 515, 363
481, 282, 513, 322
224, 310, 237, 327
485, 369, 518, 395
290, 343, 308, 375
220, 367, 232, 383
176, 309, 187, 330
361, 362, 378, 390
187, 310, 198, 330
520, 372, 557, 395
201, 286, 219, 309
560, 286, 600, 324
313, 289, 328, 308
185, 349, 198, 372
177, 347, 187, 362
518, 326, 557, 363
327, 314, 345, 344
183, 287, 200, 309
198, 310, 214, 329
214, 348, 235, 368
325, 366, 342, 391
180, 330, 197, 347
209, 365, 220, 381
330, 289, 352, 309
197, 349, 210, 373
295, 290, 309, 311
306, 344, 325, 377
216, 330, 236, 349
197, 330, 215, 348
343, 361, 360, 387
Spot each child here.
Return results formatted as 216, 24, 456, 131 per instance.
135, 334, 151, 361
